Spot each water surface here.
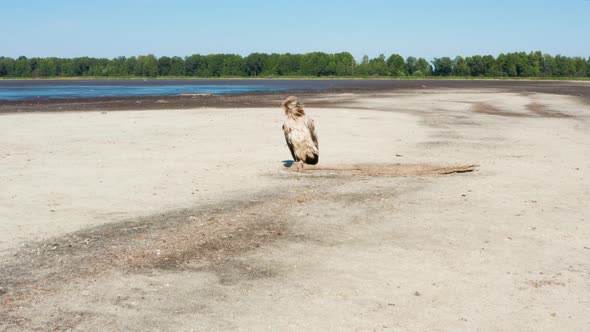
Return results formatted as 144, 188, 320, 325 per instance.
0, 79, 378, 101
0, 81, 294, 101
1, 79, 586, 101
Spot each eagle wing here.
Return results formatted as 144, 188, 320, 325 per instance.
305, 117, 319, 150
282, 123, 297, 161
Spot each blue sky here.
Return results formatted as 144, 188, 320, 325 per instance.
2, 0, 589, 60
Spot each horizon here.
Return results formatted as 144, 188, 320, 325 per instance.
2, 0, 589, 61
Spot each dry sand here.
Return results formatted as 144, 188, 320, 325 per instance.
1, 87, 589, 331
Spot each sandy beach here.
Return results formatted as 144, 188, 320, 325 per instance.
1, 82, 589, 330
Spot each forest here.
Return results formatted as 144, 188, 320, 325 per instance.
0, 51, 588, 78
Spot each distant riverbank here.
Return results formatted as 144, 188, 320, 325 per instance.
1, 76, 589, 82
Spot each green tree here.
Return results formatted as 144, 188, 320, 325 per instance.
527, 51, 543, 77
405, 56, 417, 75
572, 57, 587, 77
263, 53, 281, 76
58, 58, 75, 76
466, 55, 485, 76
414, 58, 432, 76
386, 54, 406, 76
300, 52, 330, 76
134, 55, 158, 77
37, 58, 57, 77
555, 55, 575, 77
169, 56, 185, 76
244, 53, 267, 76
53, 58, 65, 76
0, 57, 16, 76
15, 56, 32, 77
542, 54, 556, 77
368, 54, 388, 76
481, 55, 496, 76
334, 52, 355, 76
501, 53, 518, 77
89, 58, 109, 76
105, 56, 128, 76
206, 54, 225, 77
452, 56, 469, 76
185, 54, 208, 76
325, 54, 337, 76
73, 57, 93, 76
432, 57, 453, 76
157, 56, 172, 76
29, 58, 40, 77
123, 57, 137, 76
275, 53, 299, 76
222, 54, 244, 76
513, 52, 531, 77
356, 55, 370, 76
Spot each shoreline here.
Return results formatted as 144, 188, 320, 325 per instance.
1, 79, 589, 113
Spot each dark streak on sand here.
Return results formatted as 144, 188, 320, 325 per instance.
472, 102, 529, 117
0, 79, 589, 113
526, 102, 573, 118
0, 188, 292, 327
471, 101, 575, 118
0, 164, 474, 329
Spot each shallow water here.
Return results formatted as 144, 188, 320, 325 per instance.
0, 79, 439, 101
1, 79, 585, 101
0, 83, 290, 101
0, 79, 367, 101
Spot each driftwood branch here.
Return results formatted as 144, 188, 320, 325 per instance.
289, 164, 479, 176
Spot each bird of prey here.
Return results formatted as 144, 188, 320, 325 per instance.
281, 96, 319, 167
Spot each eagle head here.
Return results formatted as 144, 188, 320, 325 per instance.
282, 96, 304, 116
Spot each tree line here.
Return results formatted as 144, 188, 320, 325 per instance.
0, 51, 588, 78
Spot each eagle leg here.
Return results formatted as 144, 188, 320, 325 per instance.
293, 161, 305, 172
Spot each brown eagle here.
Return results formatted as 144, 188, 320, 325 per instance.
281, 96, 319, 166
